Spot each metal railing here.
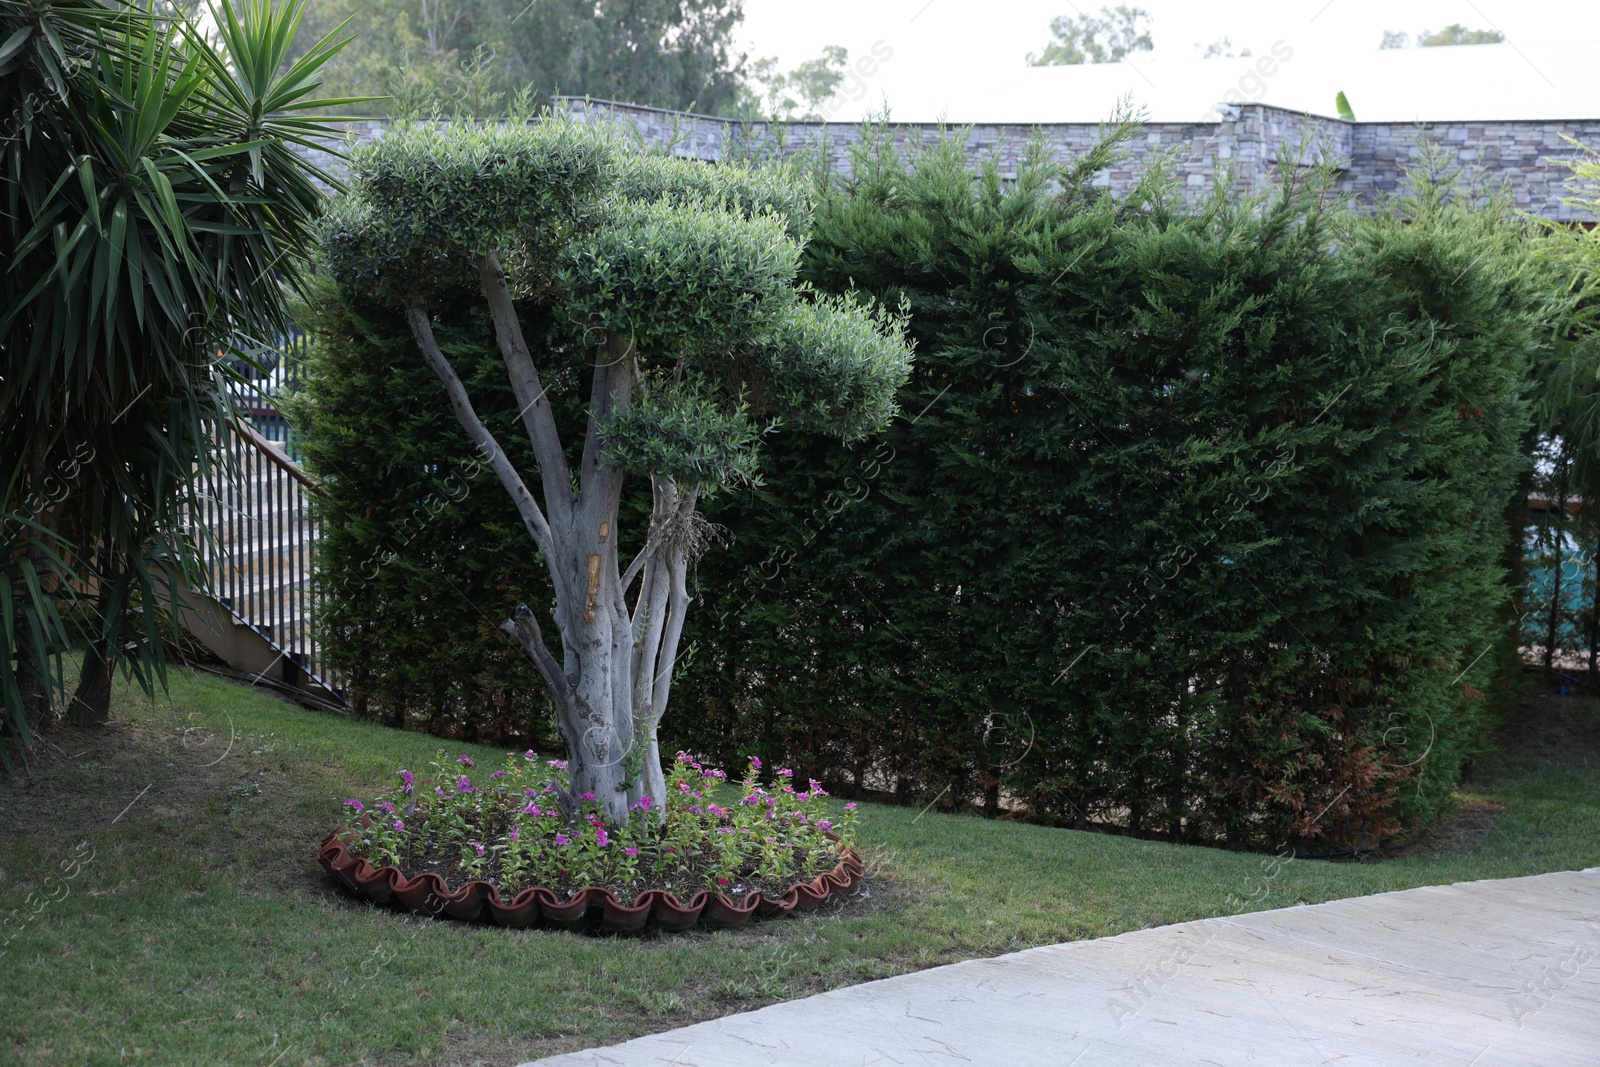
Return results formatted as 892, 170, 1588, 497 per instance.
196, 335, 343, 700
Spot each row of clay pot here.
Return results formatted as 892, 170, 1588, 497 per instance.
318, 827, 866, 933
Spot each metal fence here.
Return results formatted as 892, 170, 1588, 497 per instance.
197, 335, 342, 699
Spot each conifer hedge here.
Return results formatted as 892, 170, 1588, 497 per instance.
668, 129, 1559, 851
291, 291, 572, 744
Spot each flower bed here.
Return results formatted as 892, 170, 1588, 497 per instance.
318, 750, 864, 932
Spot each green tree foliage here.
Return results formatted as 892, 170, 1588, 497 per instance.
1381, 25, 1505, 49
666, 124, 1561, 852
734, 45, 849, 121
293, 0, 746, 114
1, 0, 350, 759
310, 119, 911, 822
1028, 4, 1152, 66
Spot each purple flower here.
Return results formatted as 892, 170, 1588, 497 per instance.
434, 787, 445, 797
377, 801, 396, 814
632, 795, 653, 811
707, 804, 725, 816
579, 792, 596, 802
469, 840, 486, 857
398, 769, 415, 795
623, 847, 638, 856
716, 827, 734, 834
844, 802, 858, 811
457, 756, 474, 767
509, 826, 520, 843
818, 820, 834, 831
749, 755, 762, 770
455, 775, 475, 794
809, 779, 827, 796
524, 749, 537, 760
490, 770, 506, 779
595, 827, 609, 848
554, 833, 570, 846
343, 799, 364, 813
393, 819, 405, 832
777, 767, 794, 778
717, 877, 730, 886
523, 802, 542, 816
677, 782, 692, 794
547, 759, 567, 771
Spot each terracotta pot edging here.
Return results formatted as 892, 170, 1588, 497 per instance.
316, 826, 865, 933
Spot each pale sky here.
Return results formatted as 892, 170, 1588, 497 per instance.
733, 1, 1600, 122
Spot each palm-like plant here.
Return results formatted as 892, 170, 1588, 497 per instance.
1, 0, 359, 763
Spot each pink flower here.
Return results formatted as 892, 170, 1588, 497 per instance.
343, 799, 363, 813
707, 804, 725, 817
377, 801, 395, 814
844, 803, 858, 811
777, 767, 794, 778
595, 827, 609, 848
524, 749, 537, 760
523, 802, 542, 816
509, 826, 520, 843
717, 877, 730, 886
457, 756, 474, 767
490, 770, 506, 779
748, 756, 762, 770
623, 847, 638, 856
554, 833, 570, 846
455, 775, 474, 794
547, 759, 568, 771
468, 840, 485, 857
579, 792, 596, 801
818, 820, 833, 831
632, 795, 653, 811
393, 819, 405, 832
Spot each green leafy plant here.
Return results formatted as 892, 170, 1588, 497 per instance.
1, 0, 359, 763
339, 750, 857, 899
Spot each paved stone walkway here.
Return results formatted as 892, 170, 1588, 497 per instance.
526, 868, 1600, 1067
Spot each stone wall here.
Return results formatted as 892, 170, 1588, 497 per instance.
289, 99, 1599, 222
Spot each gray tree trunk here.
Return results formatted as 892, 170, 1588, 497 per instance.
403, 254, 699, 824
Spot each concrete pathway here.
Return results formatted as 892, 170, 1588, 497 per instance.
526, 869, 1600, 1067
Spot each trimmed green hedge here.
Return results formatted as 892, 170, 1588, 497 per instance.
290, 291, 571, 744
666, 130, 1559, 851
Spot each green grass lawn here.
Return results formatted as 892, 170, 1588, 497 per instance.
1, 668, 1596, 1066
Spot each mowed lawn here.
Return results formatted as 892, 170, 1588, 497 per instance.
1, 669, 1596, 1066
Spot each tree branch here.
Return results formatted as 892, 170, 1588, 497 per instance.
499, 601, 566, 695
579, 330, 635, 507
405, 297, 562, 585
477, 252, 574, 531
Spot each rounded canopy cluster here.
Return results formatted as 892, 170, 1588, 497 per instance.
319, 115, 914, 488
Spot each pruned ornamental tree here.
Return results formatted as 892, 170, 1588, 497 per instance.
319, 120, 912, 821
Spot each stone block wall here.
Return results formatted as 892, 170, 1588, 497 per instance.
288, 99, 1598, 222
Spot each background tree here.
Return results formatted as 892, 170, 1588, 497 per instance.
733, 45, 850, 121
1027, 4, 1152, 66
1, 0, 352, 760
1381, 25, 1505, 49
317, 122, 912, 821
292, 0, 747, 114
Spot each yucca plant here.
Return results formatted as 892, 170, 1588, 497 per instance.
0, 0, 360, 766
